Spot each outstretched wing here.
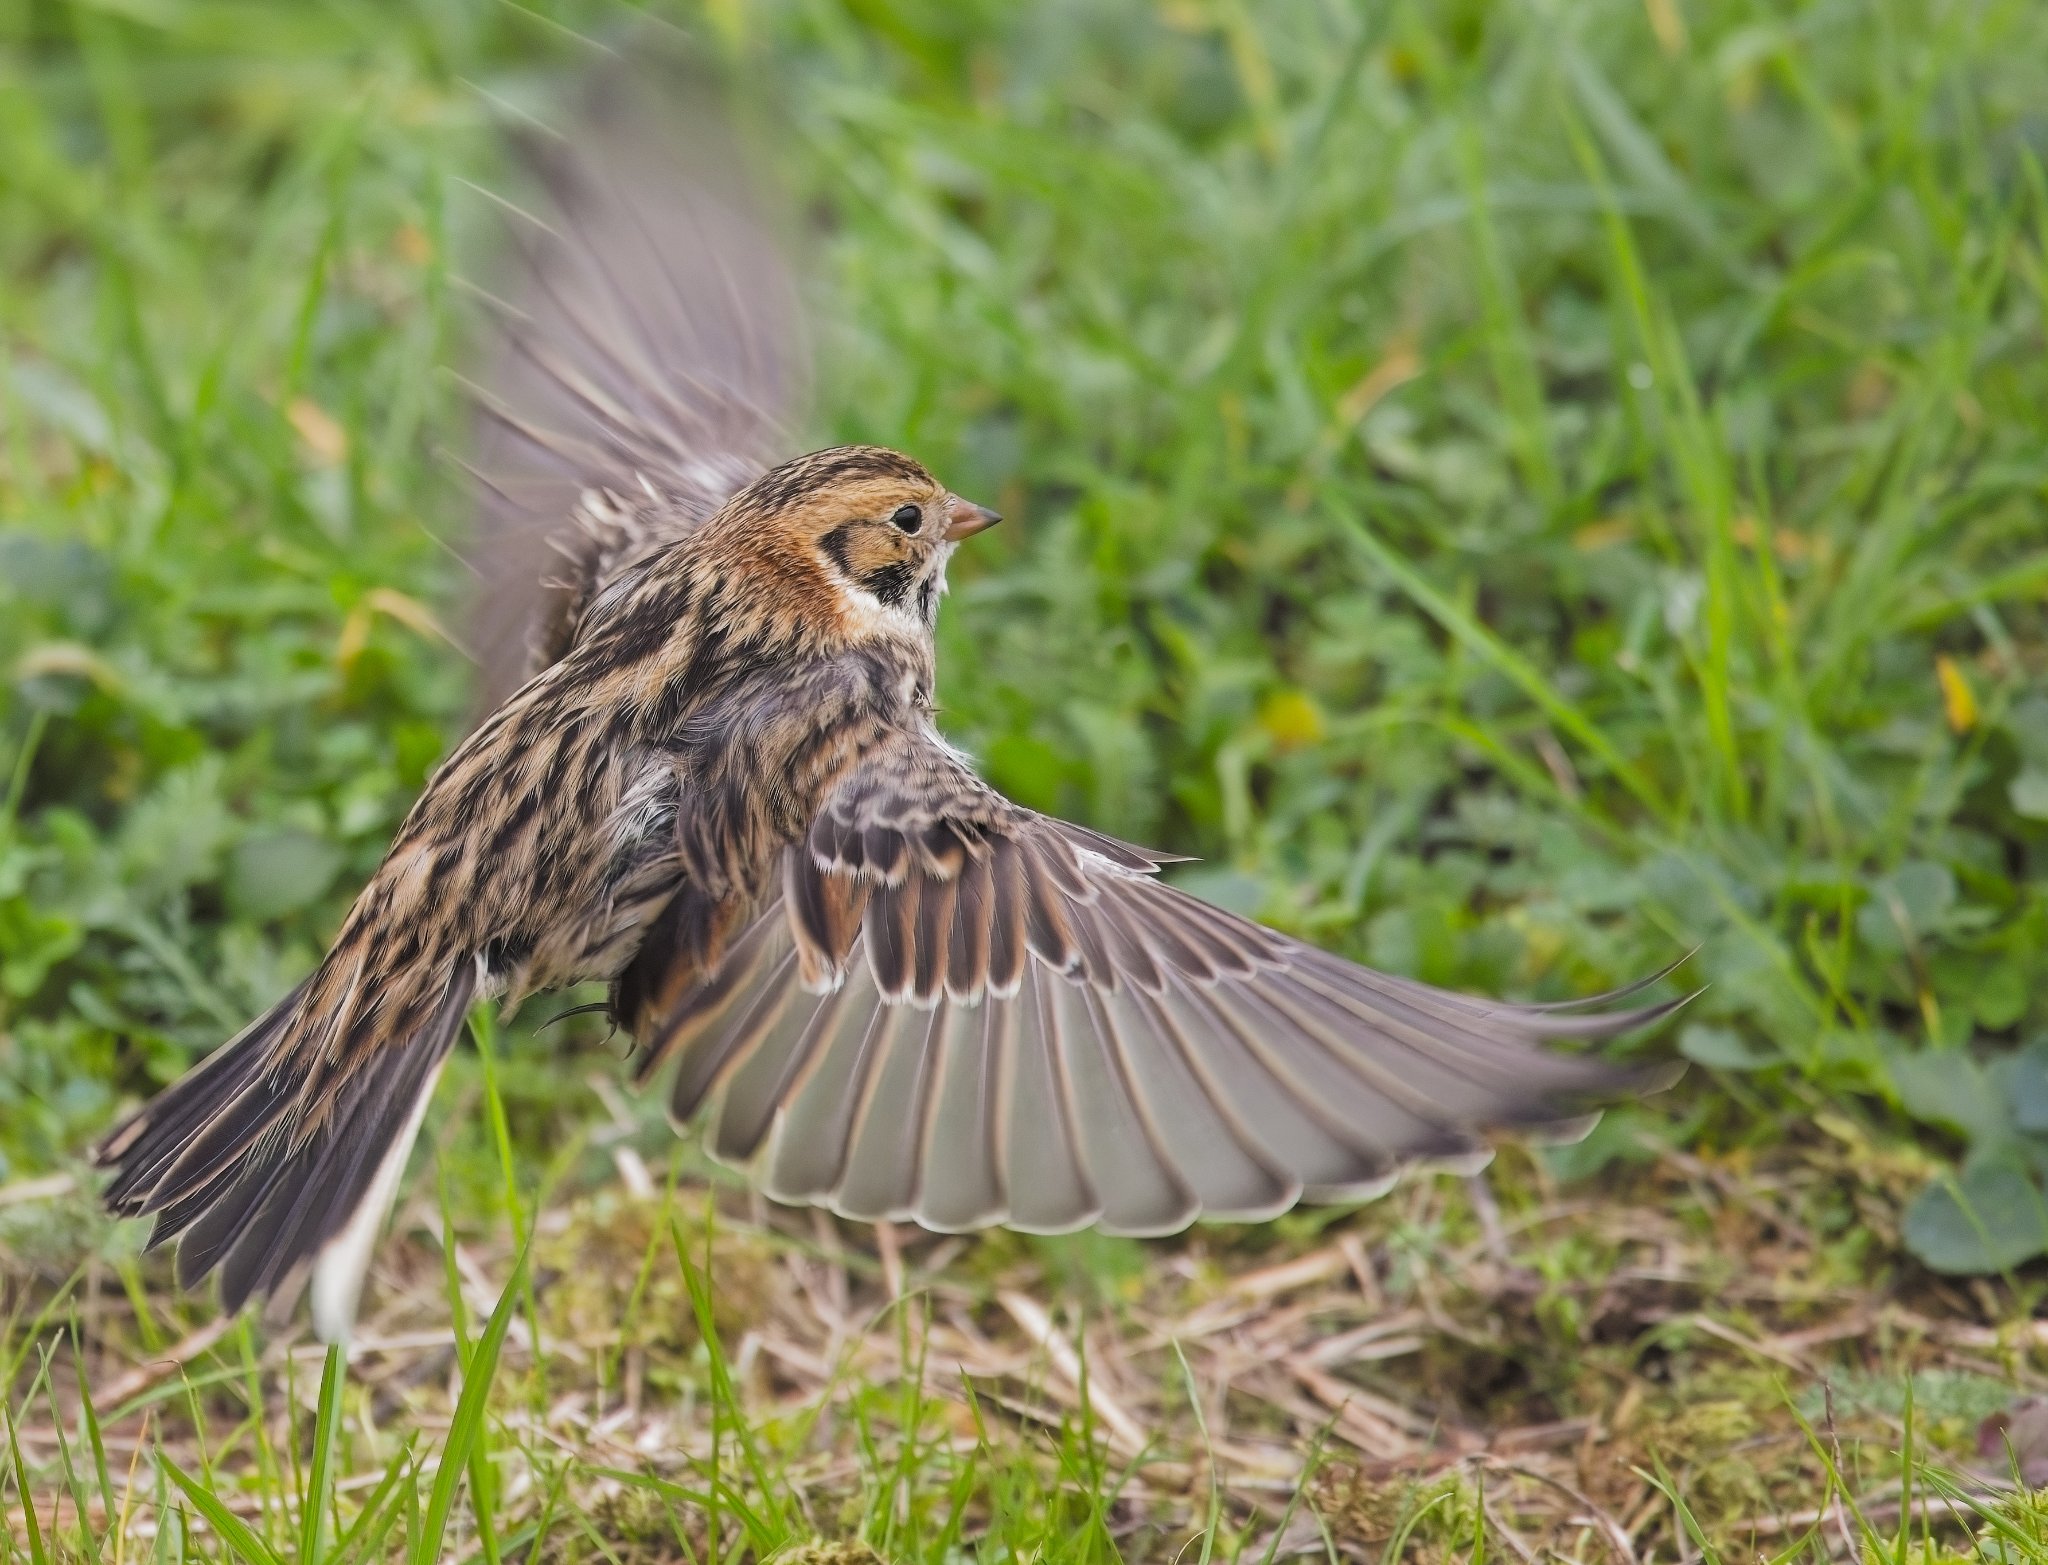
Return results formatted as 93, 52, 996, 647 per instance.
625, 731, 1685, 1236
462, 66, 806, 705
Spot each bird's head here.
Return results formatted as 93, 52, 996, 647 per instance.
712, 445, 1000, 637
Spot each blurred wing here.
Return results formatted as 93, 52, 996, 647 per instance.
628, 732, 1686, 1236
462, 69, 806, 706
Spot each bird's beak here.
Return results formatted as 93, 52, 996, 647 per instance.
944, 495, 1002, 542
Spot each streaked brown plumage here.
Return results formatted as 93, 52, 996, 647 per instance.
95, 81, 1685, 1342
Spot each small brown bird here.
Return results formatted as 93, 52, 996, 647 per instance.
96, 84, 1683, 1342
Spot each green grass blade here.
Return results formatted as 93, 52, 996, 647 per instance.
1378, 1489, 1453, 1565
473, 1003, 541, 1389
1169, 1341, 1222, 1565
299, 1342, 347, 1564
5, 1403, 51, 1565
1456, 121, 1560, 507
1563, 99, 1748, 823
1333, 502, 1671, 823
669, 1210, 788, 1551
410, 1241, 528, 1565
330, 1443, 417, 1565
1256, 1417, 1335, 1565
233, 1320, 284, 1543
603, 1152, 687, 1398
1640, 1455, 1722, 1565
41, 1366, 102, 1564
70, 1329, 116, 1536
433, 1164, 503, 1564
159, 1456, 283, 1565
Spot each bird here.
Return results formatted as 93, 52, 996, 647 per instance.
94, 78, 1685, 1345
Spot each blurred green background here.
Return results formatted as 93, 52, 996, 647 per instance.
2, 0, 2046, 1276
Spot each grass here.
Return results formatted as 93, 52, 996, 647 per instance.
2, 0, 2047, 1556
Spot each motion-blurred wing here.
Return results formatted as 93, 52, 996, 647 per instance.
463, 70, 806, 706
626, 732, 1686, 1235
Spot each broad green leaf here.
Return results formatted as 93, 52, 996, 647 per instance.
225, 829, 342, 922
1679, 1023, 1778, 1071
1902, 1162, 2048, 1275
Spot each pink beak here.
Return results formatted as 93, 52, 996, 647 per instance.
943, 495, 1003, 542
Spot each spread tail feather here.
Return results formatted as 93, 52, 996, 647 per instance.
96, 961, 478, 1341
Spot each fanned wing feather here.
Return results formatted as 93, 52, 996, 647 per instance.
918, 1000, 1007, 1229
1000, 970, 1099, 1232
1105, 984, 1295, 1218
627, 729, 1688, 1236
836, 1002, 948, 1221
1057, 978, 1198, 1234
762, 995, 905, 1206
464, 66, 805, 705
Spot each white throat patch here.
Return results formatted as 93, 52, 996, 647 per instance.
831, 545, 953, 636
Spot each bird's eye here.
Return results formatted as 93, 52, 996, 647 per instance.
889, 503, 923, 534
